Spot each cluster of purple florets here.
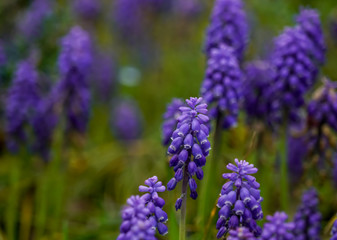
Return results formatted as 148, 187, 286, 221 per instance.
205, 0, 248, 60
261, 212, 295, 240
227, 227, 256, 240
117, 195, 156, 240
117, 176, 168, 239
293, 188, 322, 239
5, 61, 40, 152
242, 61, 281, 126
139, 176, 168, 236
201, 46, 243, 129
54, 26, 92, 134
216, 159, 263, 238
162, 98, 184, 145
202, 0, 247, 129
167, 97, 211, 209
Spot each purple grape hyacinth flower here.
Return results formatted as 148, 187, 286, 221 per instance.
268, 26, 319, 124
162, 98, 184, 146
293, 188, 322, 240
296, 8, 326, 65
117, 195, 156, 240
18, 0, 52, 40
111, 99, 143, 142
167, 97, 210, 209
243, 61, 281, 126
55, 26, 92, 133
216, 159, 263, 238
205, 0, 249, 60
139, 176, 168, 235
58, 26, 92, 76
201, 45, 243, 129
261, 212, 295, 240
307, 79, 337, 132
306, 79, 337, 165
227, 227, 256, 240
331, 218, 337, 240
5, 61, 40, 152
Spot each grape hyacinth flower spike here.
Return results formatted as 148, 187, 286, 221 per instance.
110, 99, 143, 142
205, 0, 249, 60
305, 79, 337, 169
162, 98, 184, 146
227, 227, 256, 240
296, 8, 326, 65
243, 61, 281, 127
267, 26, 319, 124
293, 188, 322, 239
117, 195, 156, 240
216, 159, 263, 238
201, 45, 243, 129
260, 212, 295, 240
5, 61, 40, 152
139, 176, 168, 235
55, 26, 92, 134
167, 97, 210, 209
331, 217, 337, 240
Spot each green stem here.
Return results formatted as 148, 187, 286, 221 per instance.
7, 156, 21, 240
198, 114, 222, 238
179, 169, 188, 240
35, 169, 48, 239
279, 121, 289, 211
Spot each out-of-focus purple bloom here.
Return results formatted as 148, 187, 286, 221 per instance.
111, 99, 143, 142
307, 79, 337, 132
114, 0, 166, 43
261, 212, 295, 240
5, 61, 40, 152
55, 26, 92, 133
139, 176, 168, 235
287, 132, 307, 184
91, 53, 117, 102
201, 45, 242, 129
18, 0, 52, 40
227, 227, 256, 240
173, 0, 203, 18
205, 0, 249, 60
216, 159, 263, 238
162, 98, 184, 146
243, 61, 281, 126
296, 8, 326, 65
32, 97, 57, 161
267, 26, 318, 125
167, 97, 210, 209
114, 0, 143, 41
117, 195, 156, 240
331, 218, 337, 240
293, 188, 322, 239
58, 26, 92, 76
73, 0, 101, 19
306, 79, 337, 164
